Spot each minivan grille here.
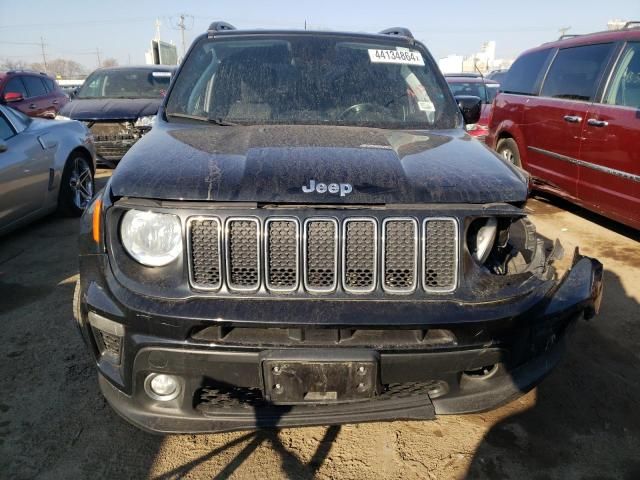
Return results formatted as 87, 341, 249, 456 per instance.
187, 216, 458, 294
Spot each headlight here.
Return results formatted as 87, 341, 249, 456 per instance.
120, 210, 182, 267
134, 115, 156, 128
469, 217, 498, 264
54, 114, 71, 121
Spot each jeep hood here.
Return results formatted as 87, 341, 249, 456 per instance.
109, 123, 528, 204
59, 98, 162, 121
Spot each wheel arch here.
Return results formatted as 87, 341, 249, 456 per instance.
494, 122, 528, 169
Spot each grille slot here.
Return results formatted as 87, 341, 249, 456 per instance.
383, 218, 418, 292
265, 219, 299, 292
342, 219, 377, 293
423, 218, 458, 292
304, 219, 338, 292
189, 218, 222, 290
226, 218, 260, 291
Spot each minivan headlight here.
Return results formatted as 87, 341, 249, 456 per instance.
120, 210, 182, 267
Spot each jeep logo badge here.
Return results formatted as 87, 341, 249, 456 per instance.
302, 179, 353, 197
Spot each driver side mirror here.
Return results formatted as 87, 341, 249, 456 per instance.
0, 142, 8, 153
454, 95, 482, 125
3, 91, 24, 103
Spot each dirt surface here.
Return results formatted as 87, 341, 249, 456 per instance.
1, 171, 639, 479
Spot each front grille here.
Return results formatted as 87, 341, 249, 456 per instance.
226, 219, 260, 290
187, 215, 458, 295
383, 219, 418, 292
265, 219, 298, 291
189, 218, 221, 289
90, 123, 139, 160
343, 219, 377, 292
304, 219, 338, 292
423, 219, 458, 292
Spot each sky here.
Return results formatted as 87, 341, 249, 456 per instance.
0, 0, 638, 70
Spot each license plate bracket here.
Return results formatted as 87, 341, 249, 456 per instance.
261, 350, 379, 405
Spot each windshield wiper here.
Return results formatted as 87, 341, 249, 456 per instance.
166, 112, 237, 126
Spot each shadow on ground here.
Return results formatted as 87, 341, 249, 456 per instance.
466, 268, 640, 479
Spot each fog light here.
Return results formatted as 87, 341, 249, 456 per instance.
144, 373, 180, 401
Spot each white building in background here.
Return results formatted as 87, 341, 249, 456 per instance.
439, 40, 513, 75
607, 19, 627, 30
438, 55, 464, 74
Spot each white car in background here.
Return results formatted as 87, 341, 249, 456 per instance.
0, 105, 96, 235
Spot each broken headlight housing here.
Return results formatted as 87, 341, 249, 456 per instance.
134, 115, 156, 128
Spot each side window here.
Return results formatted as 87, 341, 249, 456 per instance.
22, 76, 48, 98
42, 78, 55, 93
501, 49, 551, 95
0, 113, 15, 140
541, 43, 614, 101
3, 77, 28, 97
604, 42, 640, 108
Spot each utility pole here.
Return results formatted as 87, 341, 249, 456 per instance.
177, 14, 186, 58
40, 36, 48, 72
95, 48, 102, 67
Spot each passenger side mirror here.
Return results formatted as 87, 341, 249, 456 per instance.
3, 92, 24, 103
454, 95, 482, 125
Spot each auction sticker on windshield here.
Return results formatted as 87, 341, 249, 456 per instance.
368, 49, 424, 66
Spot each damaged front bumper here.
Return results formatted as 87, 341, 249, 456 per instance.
86, 122, 149, 163
76, 243, 603, 434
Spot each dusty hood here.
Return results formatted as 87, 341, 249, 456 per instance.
59, 98, 162, 121
110, 123, 528, 204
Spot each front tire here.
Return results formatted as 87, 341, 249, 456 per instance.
496, 138, 522, 168
58, 154, 94, 217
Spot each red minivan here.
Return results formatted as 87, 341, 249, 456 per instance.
0, 71, 69, 119
487, 23, 640, 230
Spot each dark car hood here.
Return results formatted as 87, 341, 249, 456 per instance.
59, 98, 162, 121
110, 123, 528, 204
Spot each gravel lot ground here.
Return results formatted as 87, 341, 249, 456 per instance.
1, 169, 639, 479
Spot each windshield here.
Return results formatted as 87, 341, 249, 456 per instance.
447, 81, 495, 104
166, 35, 458, 129
77, 69, 172, 99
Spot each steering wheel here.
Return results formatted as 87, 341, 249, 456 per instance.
338, 103, 386, 120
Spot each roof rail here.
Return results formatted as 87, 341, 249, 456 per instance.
208, 21, 236, 34
558, 33, 581, 40
379, 27, 414, 39
623, 21, 640, 29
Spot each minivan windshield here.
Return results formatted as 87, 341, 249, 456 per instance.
77, 69, 172, 99
166, 35, 458, 129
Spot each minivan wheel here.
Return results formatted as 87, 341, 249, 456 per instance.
496, 138, 522, 168
58, 155, 94, 217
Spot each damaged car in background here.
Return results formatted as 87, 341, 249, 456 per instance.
74, 23, 604, 434
58, 65, 174, 166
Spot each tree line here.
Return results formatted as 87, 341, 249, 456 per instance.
1, 57, 119, 79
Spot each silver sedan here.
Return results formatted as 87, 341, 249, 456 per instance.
0, 105, 96, 235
